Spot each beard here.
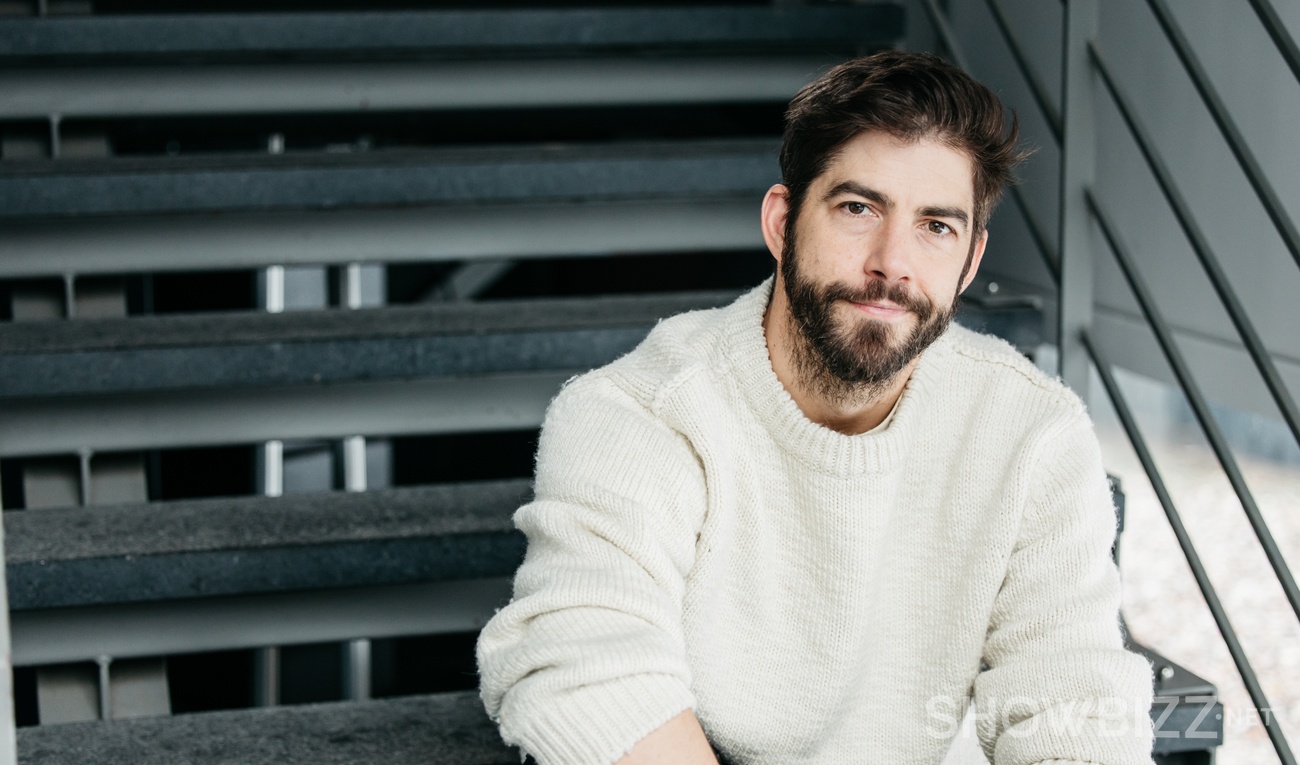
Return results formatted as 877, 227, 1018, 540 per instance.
780, 236, 957, 406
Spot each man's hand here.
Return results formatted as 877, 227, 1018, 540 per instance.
615, 709, 720, 765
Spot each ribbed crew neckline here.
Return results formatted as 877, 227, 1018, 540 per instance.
723, 278, 949, 477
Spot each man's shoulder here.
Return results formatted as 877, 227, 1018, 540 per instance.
560, 295, 739, 411
941, 322, 1086, 417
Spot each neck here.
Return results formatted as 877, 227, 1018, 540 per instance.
763, 281, 915, 435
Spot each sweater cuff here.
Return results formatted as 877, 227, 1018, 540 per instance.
501, 673, 697, 765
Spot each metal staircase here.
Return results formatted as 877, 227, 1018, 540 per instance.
0, 3, 907, 762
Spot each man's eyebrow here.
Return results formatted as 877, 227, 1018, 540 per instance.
823, 181, 892, 210
920, 205, 970, 230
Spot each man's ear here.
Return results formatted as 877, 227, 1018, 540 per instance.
959, 229, 989, 294
760, 184, 791, 267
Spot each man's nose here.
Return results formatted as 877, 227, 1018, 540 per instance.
862, 218, 912, 283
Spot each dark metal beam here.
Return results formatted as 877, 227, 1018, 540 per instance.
1056, 0, 1099, 392
1009, 184, 1060, 282
0, 7, 904, 60
1245, 0, 1300, 87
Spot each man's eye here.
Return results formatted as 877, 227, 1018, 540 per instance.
927, 220, 953, 235
845, 202, 867, 215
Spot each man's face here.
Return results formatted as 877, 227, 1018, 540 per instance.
773, 130, 986, 395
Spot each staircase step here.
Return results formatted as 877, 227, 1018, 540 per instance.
0, 6, 903, 60
12, 578, 512, 667
0, 197, 762, 279
0, 372, 564, 458
1, 138, 778, 218
0, 291, 738, 398
16, 690, 517, 765
0, 56, 838, 120
6, 479, 529, 611
15, 652, 1219, 762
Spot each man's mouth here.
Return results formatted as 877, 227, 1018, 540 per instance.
846, 299, 909, 320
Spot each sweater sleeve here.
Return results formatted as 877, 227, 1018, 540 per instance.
973, 410, 1155, 765
476, 373, 707, 765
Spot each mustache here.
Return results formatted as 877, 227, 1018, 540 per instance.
821, 278, 933, 318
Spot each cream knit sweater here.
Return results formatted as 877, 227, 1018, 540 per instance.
477, 280, 1154, 765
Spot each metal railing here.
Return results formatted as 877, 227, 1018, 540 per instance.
927, 0, 1300, 762
1083, 190, 1294, 763
1247, 0, 1300, 85
1085, 40, 1300, 622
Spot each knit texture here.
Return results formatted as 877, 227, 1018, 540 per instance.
477, 280, 1154, 765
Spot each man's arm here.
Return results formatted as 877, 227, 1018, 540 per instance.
477, 373, 710, 765
615, 710, 719, 765
974, 411, 1154, 765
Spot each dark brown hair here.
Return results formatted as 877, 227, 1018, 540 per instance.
780, 50, 1027, 236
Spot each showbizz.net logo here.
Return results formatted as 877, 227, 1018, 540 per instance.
923, 694, 1222, 741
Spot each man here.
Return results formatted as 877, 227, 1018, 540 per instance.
477, 51, 1154, 764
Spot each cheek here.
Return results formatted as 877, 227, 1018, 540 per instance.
808, 226, 868, 267
911, 266, 963, 307
792, 227, 849, 272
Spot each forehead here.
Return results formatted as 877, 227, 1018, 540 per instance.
817, 131, 975, 211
